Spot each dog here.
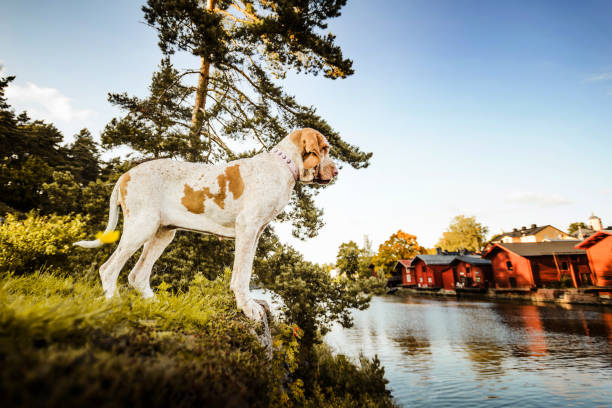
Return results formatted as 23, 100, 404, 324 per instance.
75, 128, 338, 321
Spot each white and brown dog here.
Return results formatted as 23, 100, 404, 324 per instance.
75, 128, 338, 321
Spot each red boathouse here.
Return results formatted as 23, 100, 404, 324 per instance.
411, 255, 457, 288
482, 241, 592, 289
393, 259, 416, 287
575, 229, 612, 287
441, 256, 493, 290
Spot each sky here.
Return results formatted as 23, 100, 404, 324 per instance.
2, 0, 611, 264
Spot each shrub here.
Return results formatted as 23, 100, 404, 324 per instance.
0, 212, 88, 274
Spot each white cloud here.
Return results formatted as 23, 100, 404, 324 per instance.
505, 191, 572, 207
586, 72, 612, 82
6, 82, 95, 124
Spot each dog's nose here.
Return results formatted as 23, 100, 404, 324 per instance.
332, 168, 339, 177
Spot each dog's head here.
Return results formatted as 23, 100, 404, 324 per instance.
290, 128, 338, 184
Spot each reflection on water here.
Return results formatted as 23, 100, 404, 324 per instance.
324, 296, 612, 407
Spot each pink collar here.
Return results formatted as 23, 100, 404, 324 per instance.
270, 147, 298, 181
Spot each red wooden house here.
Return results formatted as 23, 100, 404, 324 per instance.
575, 229, 612, 287
440, 256, 493, 290
482, 241, 593, 289
411, 255, 457, 288
393, 259, 416, 287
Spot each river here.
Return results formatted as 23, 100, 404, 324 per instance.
324, 295, 612, 407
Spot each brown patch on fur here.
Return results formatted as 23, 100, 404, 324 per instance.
212, 173, 227, 209
225, 164, 244, 199
181, 184, 208, 214
181, 165, 244, 214
118, 173, 131, 215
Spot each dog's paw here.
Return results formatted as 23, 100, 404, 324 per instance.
242, 299, 266, 321
142, 288, 155, 299
104, 289, 118, 299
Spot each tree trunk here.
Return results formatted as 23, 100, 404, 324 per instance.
188, 0, 216, 161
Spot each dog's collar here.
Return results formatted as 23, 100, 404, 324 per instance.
269, 147, 298, 181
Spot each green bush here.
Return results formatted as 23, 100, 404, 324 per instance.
0, 212, 88, 274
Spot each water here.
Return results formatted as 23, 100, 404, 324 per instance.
324, 295, 612, 407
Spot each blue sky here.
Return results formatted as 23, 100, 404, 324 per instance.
2, 0, 611, 264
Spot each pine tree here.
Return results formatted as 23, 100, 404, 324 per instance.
65, 129, 101, 184
101, 0, 372, 238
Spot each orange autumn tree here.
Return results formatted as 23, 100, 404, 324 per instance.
372, 230, 427, 277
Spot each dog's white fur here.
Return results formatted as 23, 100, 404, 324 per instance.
75, 128, 337, 321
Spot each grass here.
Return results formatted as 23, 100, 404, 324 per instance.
0, 270, 278, 407
0, 270, 397, 407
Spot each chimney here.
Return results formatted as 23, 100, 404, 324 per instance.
521, 226, 526, 231
531, 224, 536, 229
436, 247, 442, 255
512, 228, 518, 232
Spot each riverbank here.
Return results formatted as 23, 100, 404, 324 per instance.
0, 272, 396, 407
394, 286, 612, 307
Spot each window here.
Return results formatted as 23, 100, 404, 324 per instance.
466, 266, 471, 275
506, 261, 513, 271
561, 261, 568, 271
422, 265, 426, 273
476, 276, 481, 282
419, 277, 423, 283
509, 277, 517, 288
427, 277, 432, 283
407, 275, 411, 283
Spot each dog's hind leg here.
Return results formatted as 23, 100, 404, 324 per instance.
128, 228, 176, 298
99, 218, 159, 298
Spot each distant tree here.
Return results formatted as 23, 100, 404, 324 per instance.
436, 215, 488, 252
64, 129, 101, 184
336, 241, 360, 279
371, 230, 427, 276
568, 222, 588, 236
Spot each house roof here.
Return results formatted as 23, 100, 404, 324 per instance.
575, 229, 612, 250
451, 255, 491, 266
490, 224, 563, 241
411, 255, 458, 266
396, 259, 414, 268
483, 241, 587, 258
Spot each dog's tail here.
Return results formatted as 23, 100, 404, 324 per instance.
74, 182, 121, 248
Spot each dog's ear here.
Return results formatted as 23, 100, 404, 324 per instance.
292, 128, 323, 169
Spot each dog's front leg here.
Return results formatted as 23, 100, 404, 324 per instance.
231, 215, 265, 321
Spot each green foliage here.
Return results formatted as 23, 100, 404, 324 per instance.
62, 128, 101, 183
103, 58, 193, 159
0, 272, 396, 407
309, 346, 395, 408
258, 243, 375, 392
0, 212, 88, 274
336, 237, 378, 280
568, 221, 588, 236
437, 215, 489, 252
336, 240, 361, 278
